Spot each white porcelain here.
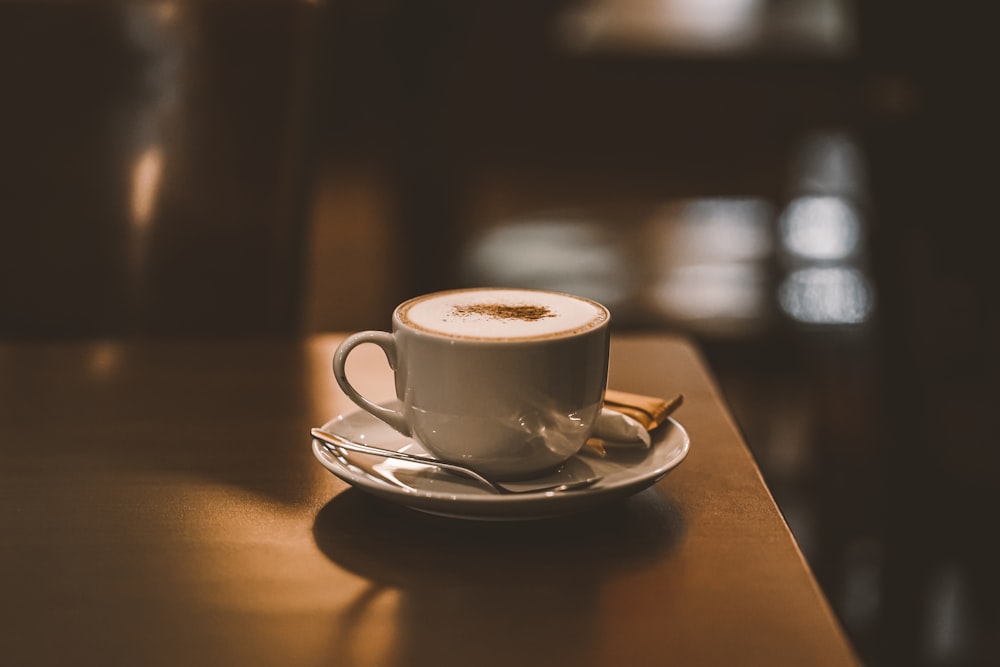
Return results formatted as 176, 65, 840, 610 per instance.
333, 288, 611, 480
312, 403, 690, 521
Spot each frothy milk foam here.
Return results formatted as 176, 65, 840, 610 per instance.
399, 288, 608, 340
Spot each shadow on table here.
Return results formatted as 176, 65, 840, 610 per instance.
313, 487, 685, 666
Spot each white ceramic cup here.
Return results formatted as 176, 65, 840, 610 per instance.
333, 287, 611, 480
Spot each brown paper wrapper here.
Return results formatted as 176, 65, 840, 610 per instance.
603, 389, 683, 431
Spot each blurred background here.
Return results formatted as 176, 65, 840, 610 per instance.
1, 1, 996, 664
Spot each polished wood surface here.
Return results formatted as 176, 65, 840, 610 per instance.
0, 334, 858, 666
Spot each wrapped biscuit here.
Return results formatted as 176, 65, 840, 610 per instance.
587, 390, 684, 455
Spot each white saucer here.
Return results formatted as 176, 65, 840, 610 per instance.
312, 403, 690, 521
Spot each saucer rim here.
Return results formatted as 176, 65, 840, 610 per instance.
312, 405, 689, 518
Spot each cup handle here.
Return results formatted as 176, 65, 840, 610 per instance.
332, 331, 412, 437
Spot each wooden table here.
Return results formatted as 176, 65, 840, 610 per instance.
0, 334, 858, 666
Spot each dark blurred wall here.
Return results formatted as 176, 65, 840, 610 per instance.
0, 2, 317, 338
859, 2, 999, 664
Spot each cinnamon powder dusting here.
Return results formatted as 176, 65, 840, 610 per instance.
451, 303, 554, 321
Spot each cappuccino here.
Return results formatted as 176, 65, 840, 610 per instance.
398, 288, 609, 341
333, 287, 611, 478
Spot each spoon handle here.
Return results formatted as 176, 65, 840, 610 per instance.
310, 428, 496, 488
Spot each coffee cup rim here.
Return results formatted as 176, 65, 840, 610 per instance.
393, 287, 611, 343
